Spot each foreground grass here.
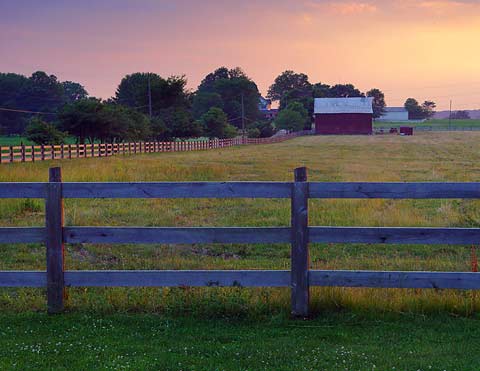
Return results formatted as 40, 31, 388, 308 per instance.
0, 312, 478, 371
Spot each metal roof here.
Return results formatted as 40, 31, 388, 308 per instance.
314, 97, 373, 114
384, 107, 407, 113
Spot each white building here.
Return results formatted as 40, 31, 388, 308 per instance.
378, 107, 409, 122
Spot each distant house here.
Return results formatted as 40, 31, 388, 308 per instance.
314, 97, 373, 135
258, 96, 278, 120
258, 96, 271, 111
377, 107, 409, 122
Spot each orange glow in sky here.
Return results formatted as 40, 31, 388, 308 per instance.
1, 0, 480, 110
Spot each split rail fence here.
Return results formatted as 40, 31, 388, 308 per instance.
1, 167, 480, 316
0, 131, 312, 164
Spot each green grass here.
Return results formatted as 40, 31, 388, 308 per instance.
0, 312, 479, 371
0, 135, 82, 146
375, 118, 480, 129
1, 132, 480, 369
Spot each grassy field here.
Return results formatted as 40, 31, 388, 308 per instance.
375, 118, 480, 130
1, 132, 480, 369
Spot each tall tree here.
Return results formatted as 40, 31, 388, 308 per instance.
422, 100, 436, 119
366, 88, 386, 119
267, 70, 311, 102
62, 81, 88, 103
194, 67, 260, 127
114, 73, 190, 116
200, 107, 236, 139
329, 84, 364, 98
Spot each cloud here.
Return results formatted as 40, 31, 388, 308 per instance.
328, 1, 377, 14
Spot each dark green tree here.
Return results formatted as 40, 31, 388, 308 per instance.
200, 107, 236, 139
404, 98, 425, 120
274, 109, 305, 132
114, 73, 190, 116
366, 88, 386, 119
158, 107, 202, 139
247, 120, 276, 138
329, 84, 364, 98
25, 117, 66, 145
267, 70, 311, 102
191, 92, 223, 118
58, 98, 104, 143
62, 81, 88, 103
422, 101, 436, 119
194, 67, 260, 127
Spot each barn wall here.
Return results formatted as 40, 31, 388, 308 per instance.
314, 113, 372, 135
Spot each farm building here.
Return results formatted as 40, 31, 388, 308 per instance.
314, 97, 373, 135
377, 107, 409, 122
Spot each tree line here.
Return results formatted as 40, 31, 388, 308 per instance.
0, 68, 437, 145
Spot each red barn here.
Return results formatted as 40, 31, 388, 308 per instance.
314, 97, 373, 135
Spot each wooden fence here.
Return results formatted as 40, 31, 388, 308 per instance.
0, 131, 312, 164
1, 166, 480, 316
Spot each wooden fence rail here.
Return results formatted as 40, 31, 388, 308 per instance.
0, 131, 312, 164
1, 166, 480, 316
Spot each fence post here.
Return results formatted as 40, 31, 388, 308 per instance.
46, 167, 65, 314
9, 146, 14, 163
31, 145, 35, 162
21, 144, 26, 162
291, 167, 309, 317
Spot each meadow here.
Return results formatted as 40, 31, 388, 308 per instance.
1, 132, 480, 369
374, 118, 480, 130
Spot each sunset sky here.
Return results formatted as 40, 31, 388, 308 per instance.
1, 0, 480, 110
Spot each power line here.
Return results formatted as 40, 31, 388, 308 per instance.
0, 107, 57, 115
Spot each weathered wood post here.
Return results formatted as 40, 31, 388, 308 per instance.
31, 145, 35, 162
291, 167, 309, 317
46, 167, 65, 314
21, 144, 26, 162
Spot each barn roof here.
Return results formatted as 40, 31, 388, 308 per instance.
314, 97, 373, 114
384, 107, 407, 113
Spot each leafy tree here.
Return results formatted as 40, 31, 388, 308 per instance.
195, 67, 260, 127
329, 84, 364, 98
404, 98, 424, 120
312, 82, 332, 98
366, 88, 386, 119
285, 101, 310, 129
451, 110, 471, 119
158, 107, 202, 139
247, 120, 276, 138
150, 117, 169, 140
0, 71, 87, 135
200, 107, 236, 139
62, 81, 88, 103
247, 127, 261, 138
191, 92, 223, 118
274, 109, 305, 132
267, 70, 311, 102
58, 98, 104, 143
422, 100, 436, 119
24, 117, 66, 145
404, 98, 436, 120
114, 73, 190, 116
59, 98, 151, 143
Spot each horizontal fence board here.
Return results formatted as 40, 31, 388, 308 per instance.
309, 227, 480, 245
309, 182, 480, 199
309, 270, 480, 289
65, 227, 292, 244
62, 182, 292, 198
0, 183, 46, 198
0, 271, 46, 287
65, 270, 290, 287
0, 227, 45, 243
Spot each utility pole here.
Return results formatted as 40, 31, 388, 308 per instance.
148, 73, 152, 118
241, 92, 245, 142
449, 99, 452, 130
